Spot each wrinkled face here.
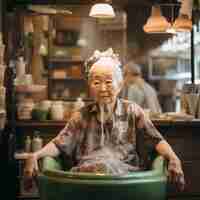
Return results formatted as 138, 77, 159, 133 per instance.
89, 65, 118, 105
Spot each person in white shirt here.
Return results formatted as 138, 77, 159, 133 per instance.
122, 61, 162, 113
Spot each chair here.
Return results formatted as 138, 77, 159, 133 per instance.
37, 154, 167, 200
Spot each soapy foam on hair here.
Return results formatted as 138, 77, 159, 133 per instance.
88, 57, 123, 90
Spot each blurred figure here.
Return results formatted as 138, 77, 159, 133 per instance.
122, 61, 162, 113
158, 79, 177, 112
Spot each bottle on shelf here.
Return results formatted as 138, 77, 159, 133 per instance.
74, 97, 85, 112
0, 32, 5, 65
50, 101, 64, 120
32, 131, 43, 152
16, 56, 26, 78
24, 135, 32, 153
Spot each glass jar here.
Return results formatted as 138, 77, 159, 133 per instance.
16, 57, 26, 77
50, 101, 64, 120
74, 97, 85, 112
39, 100, 52, 111
24, 136, 32, 153
32, 133, 43, 152
17, 98, 35, 120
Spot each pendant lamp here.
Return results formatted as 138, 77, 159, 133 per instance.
143, 5, 171, 33
28, 5, 72, 15
89, 3, 115, 18
172, 0, 193, 32
173, 14, 192, 32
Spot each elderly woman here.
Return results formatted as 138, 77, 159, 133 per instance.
24, 49, 184, 190
122, 61, 162, 113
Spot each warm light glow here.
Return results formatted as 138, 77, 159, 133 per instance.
166, 27, 177, 34
143, 5, 171, 33
89, 3, 115, 18
28, 5, 72, 15
173, 14, 192, 32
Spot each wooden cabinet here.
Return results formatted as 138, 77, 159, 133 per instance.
153, 120, 200, 200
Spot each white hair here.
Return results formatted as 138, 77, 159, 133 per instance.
88, 56, 123, 89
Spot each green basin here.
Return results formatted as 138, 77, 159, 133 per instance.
37, 156, 167, 200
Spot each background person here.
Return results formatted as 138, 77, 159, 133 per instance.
122, 61, 162, 113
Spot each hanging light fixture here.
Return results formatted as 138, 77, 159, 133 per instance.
173, 14, 192, 32
143, 5, 171, 33
89, 0, 115, 18
172, 0, 193, 32
28, 5, 72, 15
166, 4, 177, 34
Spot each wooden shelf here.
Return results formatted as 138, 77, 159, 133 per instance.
152, 119, 200, 127
15, 85, 46, 93
48, 58, 84, 69
50, 77, 85, 81
51, 97, 92, 101
15, 120, 66, 128
49, 58, 83, 63
17, 194, 39, 199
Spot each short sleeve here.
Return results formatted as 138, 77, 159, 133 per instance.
53, 112, 82, 156
132, 103, 164, 151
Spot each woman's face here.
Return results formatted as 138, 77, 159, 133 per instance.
89, 65, 118, 105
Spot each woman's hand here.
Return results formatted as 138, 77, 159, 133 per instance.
168, 157, 185, 191
24, 153, 39, 178
23, 153, 38, 191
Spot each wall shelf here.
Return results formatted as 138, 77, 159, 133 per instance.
15, 120, 66, 128
17, 195, 39, 199
49, 77, 85, 81
48, 59, 84, 69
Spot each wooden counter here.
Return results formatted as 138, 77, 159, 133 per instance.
153, 119, 200, 200
15, 119, 200, 127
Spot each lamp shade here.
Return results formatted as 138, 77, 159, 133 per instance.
173, 14, 192, 32
143, 5, 171, 33
28, 5, 72, 15
89, 3, 115, 18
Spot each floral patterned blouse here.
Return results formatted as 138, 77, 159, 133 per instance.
53, 99, 164, 174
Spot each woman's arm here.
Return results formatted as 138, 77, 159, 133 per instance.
24, 112, 82, 178
156, 140, 185, 191
24, 141, 60, 178
35, 140, 60, 159
133, 103, 185, 191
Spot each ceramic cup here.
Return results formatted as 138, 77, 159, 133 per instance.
39, 100, 52, 111
185, 93, 200, 117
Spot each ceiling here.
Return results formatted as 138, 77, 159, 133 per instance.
6, 0, 180, 8
4, 0, 184, 61
54, 0, 180, 7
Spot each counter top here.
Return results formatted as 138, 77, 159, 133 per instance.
152, 119, 200, 127
14, 119, 200, 128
